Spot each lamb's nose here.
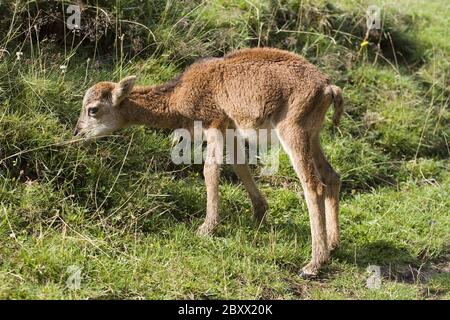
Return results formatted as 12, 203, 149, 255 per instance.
73, 128, 79, 136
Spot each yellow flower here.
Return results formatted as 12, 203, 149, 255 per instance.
360, 40, 369, 48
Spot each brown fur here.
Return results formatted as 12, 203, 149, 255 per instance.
75, 47, 344, 277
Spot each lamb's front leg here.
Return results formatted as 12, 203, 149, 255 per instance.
197, 128, 223, 236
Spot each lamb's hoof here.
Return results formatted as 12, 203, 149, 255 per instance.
299, 263, 320, 279
299, 270, 317, 279
253, 198, 269, 224
196, 223, 217, 237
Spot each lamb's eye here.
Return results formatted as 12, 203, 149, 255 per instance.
88, 107, 99, 116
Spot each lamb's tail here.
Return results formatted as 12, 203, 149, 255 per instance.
326, 85, 344, 127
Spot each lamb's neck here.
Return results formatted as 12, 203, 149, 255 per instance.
119, 85, 187, 129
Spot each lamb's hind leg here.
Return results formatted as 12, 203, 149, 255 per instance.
276, 121, 329, 277
232, 163, 268, 223
311, 133, 341, 252
231, 135, 268, 223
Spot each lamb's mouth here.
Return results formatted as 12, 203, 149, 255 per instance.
72, 128, 95, 140
77, 127, 116, 140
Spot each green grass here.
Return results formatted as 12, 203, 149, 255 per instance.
0, 0, 449, 299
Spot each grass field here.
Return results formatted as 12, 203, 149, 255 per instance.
0, 0, 449, 299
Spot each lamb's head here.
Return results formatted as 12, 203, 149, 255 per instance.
74, 76, 136, 138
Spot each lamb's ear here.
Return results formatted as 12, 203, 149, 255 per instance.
113, 76, 136, 106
